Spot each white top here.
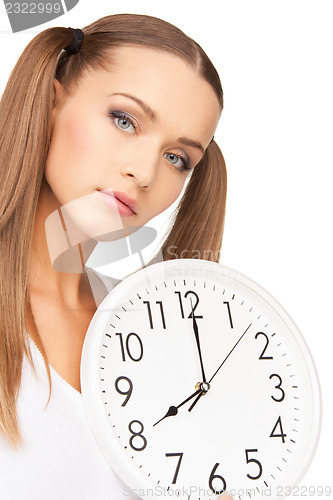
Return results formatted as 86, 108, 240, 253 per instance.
0, 269, 140, 500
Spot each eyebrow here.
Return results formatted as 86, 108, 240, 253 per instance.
177, 137, 205, 153
111, 92, 158, 122
110, 92, 205, 153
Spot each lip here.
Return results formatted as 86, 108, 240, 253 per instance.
98, 189, 138, 217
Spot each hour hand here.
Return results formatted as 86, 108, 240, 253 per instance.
153, 388, 201, 426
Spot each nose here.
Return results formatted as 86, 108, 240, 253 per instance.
120, 143, 159, 190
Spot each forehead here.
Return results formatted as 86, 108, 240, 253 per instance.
70, 46, 221, 144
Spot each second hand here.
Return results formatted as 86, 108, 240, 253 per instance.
188, 323, 252, 413
208, 323, 252, 384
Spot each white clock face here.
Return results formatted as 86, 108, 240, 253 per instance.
81, 260, 321, 500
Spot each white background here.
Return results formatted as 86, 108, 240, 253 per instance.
0, 0, 332, 495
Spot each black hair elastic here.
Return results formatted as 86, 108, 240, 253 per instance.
64, 27, 84, 54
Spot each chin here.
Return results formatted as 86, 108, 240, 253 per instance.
56, 191, 127, 244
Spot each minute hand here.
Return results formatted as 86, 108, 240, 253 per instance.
188, 323, 252, 413
208, 323, 252, 384
190, 299, 207, 383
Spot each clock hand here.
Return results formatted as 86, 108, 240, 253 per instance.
153, 303, 211, 425
187, 390, 204, 412
190, 298, 207, 383
208, 323, 252, 384
187, 324, 252, 414
153, 388, 202, 427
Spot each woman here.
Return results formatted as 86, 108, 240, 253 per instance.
0, 13, 231, 499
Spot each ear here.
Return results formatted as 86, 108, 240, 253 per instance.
50, 79, 66, 131
52, 79, 66, 109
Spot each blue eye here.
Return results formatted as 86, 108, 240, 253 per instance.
109, 112, 137, 134
117, 118, 132, 130
164, 152, 191, 172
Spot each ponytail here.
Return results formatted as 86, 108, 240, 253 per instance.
162, 141, 227, 263
0, 27, 74, 447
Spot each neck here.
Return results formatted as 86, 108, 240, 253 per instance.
28, 179, 98, 310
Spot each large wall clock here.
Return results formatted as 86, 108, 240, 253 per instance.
81, 259, 321, 499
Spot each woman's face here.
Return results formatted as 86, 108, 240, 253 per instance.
44, 45, 221, 241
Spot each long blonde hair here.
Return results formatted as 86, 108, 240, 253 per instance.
0, 13, 226, 446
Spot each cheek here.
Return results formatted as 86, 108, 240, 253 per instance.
65, 115, 95, 153
57, 112, 103, 163
45, 113, 104, 200
148, 173, 188, 218
164, 183, 183, 208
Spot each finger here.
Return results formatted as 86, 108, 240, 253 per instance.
216, 493, 234, 500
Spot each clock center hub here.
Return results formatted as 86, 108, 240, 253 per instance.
196, 381, 210, 394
